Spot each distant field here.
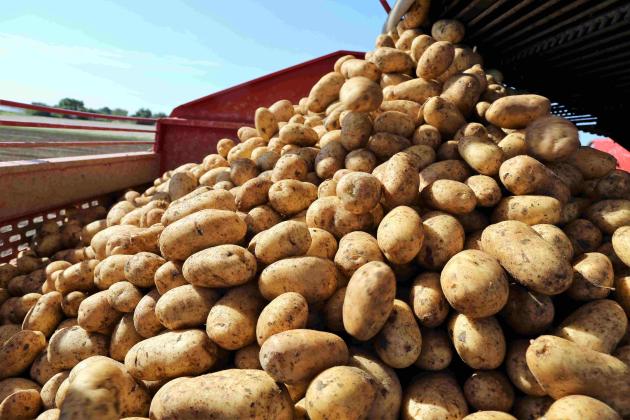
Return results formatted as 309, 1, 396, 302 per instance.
0, 115, 155, 162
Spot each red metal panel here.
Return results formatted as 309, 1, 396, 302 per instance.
158, 50, 364, 171
0, 141, 154, 148
0, 99, 156, 123
0, 120, 155, 133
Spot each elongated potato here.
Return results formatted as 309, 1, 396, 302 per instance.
110, 314, 143, 362
380, 152, 422, 207
161, 189, 235, 225
448, 313, 505, 369
182, 244, 256, 288
491, 195, 562, 225
339, 77, 383, 113
375, 300, 422, 368
256, 292, 309, 345
567, 252, 614, 301
259, 329, 349, 384
342, 261, 395, 341
409, 273, 449, 328
481, 221, 572, 295
133, 289, 163, 339
155, 285, 218, 330
422, 180, 477, 215
150, 369, 293, 420
555, 299, 627, 353
423, 96, 466, 137
458, 135, 504, 176
500, 284, 554, 336
268, 179, 318, 216
377, 206, 423, 264
486, 95, 551, 129
125, 329, 217, 381
158, 209, 246, 261
441, 73, 481, 116
417, 41, 454, 80
22, 291, 63, 337
505, 339, 546, 397
586, 199, 630, 235
0, 330, 46, 379
402, 372, 468, 420
526, 335, 630, 416
254, 221, 311, 264
47, 326, 108, 370
370, 47, 414, 73
545, 395, 622, 420
417, 211, 465, 270
259, 257, 337, 304
307, 72, 345, 113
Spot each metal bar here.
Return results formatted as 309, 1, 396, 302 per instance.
159, 118, 244, 130
0, 141, 154, 148
455, 0, 486, 20
0, 99, 157, 123
483, 0, 565, 42
0, 120, 155, 133
379, 0, 391, 13
473, 0, 538, 37
544, 27, 630, 63
467, 0, 509, 27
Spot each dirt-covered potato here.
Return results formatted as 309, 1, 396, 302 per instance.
47, 326, 108, 370
374, 299, 422, 369
486, 94, 550, 129
481, 221, 572, 295
526, 335, 630, 416
613, 225, 630, 266
155, 285, 218, 330
448, 313, 505, 369
77, 290, 122, 334
333, 231, 384, 278
259, 329, 348, 384
505, 339, 546, 397
335, 172, 381, 215
402, 372, 468, 420
40, 371, 68, 410
532, 223, 574, 261
441, 250, 509, 318
246, 205, 282, 234
423, 96, 466, 137
125, 329, 217, 381
182, 244, 256, 288
545, 395, 622, 420
370, 47, 414, 74
491, 195, 562, 225
525, 115, 579, 161
417, 211, 465, 270
253, 220, 311, 265
409, 272, 449, 328
150, 369, 293, 419
458, 135, 504, 176
305, 228, 337, 259
206, 284, 264, 350
133, 289, 163, 338
340, 112, 372, 151
431, 19, 465, 43
422, 179, 477, 215
256, 292, 309, 345
56, 260, 99, 294
586, 199, 630, 235
418, 159, 471, 193
268, 179, 318, 216
0, 329, 46, 379
0, 377, 42, 420
95, 255, 131, 289
339, 77, 383, 113
565, 146, 617, 179
417, 41, 454, 80
500, 284, 554, 336
383, 78, 441, 104
342, 261, 395, 341
110, 314, 143, 362
153, 261, 186, 295
379, 152, 422, 207
463, 371, 514, 413
464, 175, 501, 207
567, 252, 614, 301
305, 366, 376, 420
377, 206, 423, 264
259, 256, 337, 304
22, 291, 64, 337
555, 299, 627, 353
158, 209, 246, 261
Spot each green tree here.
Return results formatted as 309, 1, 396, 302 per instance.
57, 98, 85, 111
133, 108, 152, 118
97, 107, 112, 115
153, 112, 167, 118
111, 108, 128, 116
27, 102, 52, 117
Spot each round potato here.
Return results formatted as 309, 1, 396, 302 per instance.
448, 313, 505, 369
256, 292, 309, 345
525, 115, 579, 161
416, 211, 465, 270
441, 250, 509, 318
500, 283, 554, 336
339, 77, 383, 113
458, 135, 504, 176
336, 172, 381, 215
463, 371, 514, 413
107, 281, 142, 313
422, 179, 477, 215
402, 372, 468, 420
374, 299, 422, 369
334, 231, 384, 278
567, 252, 614, 301
410, 272, 449, 328
306, 228, 337, 259
414, 328, 452, 371
77, 291, 122, 334
486, 94, 550, 129
47, 326, 109, 370
423, 96, 466, 137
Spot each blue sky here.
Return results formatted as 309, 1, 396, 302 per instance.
1, 0, 385, 114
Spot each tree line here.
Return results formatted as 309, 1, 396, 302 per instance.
28, 98, 167, 124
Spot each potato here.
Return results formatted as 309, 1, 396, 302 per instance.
373, 111, 414, 138
375, 300, 422, 368
613, 226, 630, 266
159, 209, 246, 261
341, 261, 395, 341
110, 314, 143, 362
253, 221, 311, 265
441, 73, 482, 116
555, 299, 627, 353
464, 370, 514, 413
133, 289, 163, 338
0, 377, 42, 420
105, 282, 141, 314
370, 47, 414, 73
254, 107, 278, 140
432, 19, 465, 43
55, 260, 98, 293
152, 261, 185, 295
491, 195, 562, 225
154, 284, 218, 330
199, 167, 231, 186
565, 146, 617, 179
441, 250, 509, 318
409, 272, 449, 328
228, 137, 267, 163
376, 206, 423, 264
402, 372, 468, 420
485, 95, 550, 129
383, 78, 441, 103
481, 221, 572, 295
334, 231, 384, 277
57, 292, 83, 319
314, 141, 345, 179
524, 115, 579, 161
411, 125, 440, 150
413, 328, 452, 371
340, 111, 372, 151
340, 58, 380, 81
423, 96, 466, 137
94, 255, 130, 289
417, 211, 465, 270
29, 349, 62, 386
306, 72, 345, 113
458, 135, 504, 176
545, 395, 621, 420
206, 284, 264, 350
418, 159, 471, 192
216, 138, 236, 158
462, 175, 500, 208
503, 339, 546, 398
564, 218, 602, 255
448, 313, 505, 369
41, 371, 68, 410
149, 369, 293, 419
531, 224, 573, 262
339, 77, 383, 113
306, 228, 337, 259
0, 329, 46, 379
256, 292, 308, 345
422, 180, 477, 215
0, 263, 19, 288
125, 329, 217, 381
586, 199, 630, 235
47, 326, 108, 370
181, 245, 256, 289
77, 290, 121, 334
259, 329, 348, 384
268, 179, 318, 216
231, 344, 261, 370
105, 224, 163, 256
367, 131, 411, 160
20, 291, 62, 338
526, 335, 630, 416
500, 284, 554, 336
305, 366, 376, 420
379, 152, 421, 207
463, 412, 516, 420
417, 41, 454, 80
596, 169, 630, 199
567, 252, 614, 301
278, 124, 318, 148
163, 190, 236, 226
1, 293, 40, 324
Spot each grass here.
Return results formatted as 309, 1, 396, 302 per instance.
0, 124, 154, 162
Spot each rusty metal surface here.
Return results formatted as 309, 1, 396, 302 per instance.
433, 0, 630, 145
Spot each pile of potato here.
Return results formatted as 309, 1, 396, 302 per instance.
2, 0, 630, 418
